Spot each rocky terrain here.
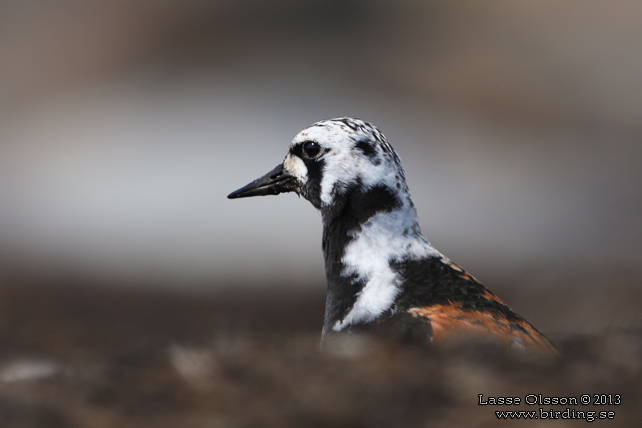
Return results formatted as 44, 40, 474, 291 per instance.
0, 275, 639, 427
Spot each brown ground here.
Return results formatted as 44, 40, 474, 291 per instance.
0, 274, 640, 428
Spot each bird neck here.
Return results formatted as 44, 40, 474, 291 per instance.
320, 184, 439, 334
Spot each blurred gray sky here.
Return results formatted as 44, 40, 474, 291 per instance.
0, 0, 641, 288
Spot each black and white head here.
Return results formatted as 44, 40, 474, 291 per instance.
229, 117, 411, 213
229, 117, 441, 333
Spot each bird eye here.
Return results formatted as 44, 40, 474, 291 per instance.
302, 141, 321, 159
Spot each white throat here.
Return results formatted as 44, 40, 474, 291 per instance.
332, 200, 440, 331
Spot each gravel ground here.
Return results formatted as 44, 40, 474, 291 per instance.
0, 277, 639, 428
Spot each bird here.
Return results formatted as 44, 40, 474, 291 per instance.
228, 117, 556, 355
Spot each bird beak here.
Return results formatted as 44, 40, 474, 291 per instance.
227, 163, 297, 199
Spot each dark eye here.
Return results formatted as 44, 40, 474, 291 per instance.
302, 141, 321, 159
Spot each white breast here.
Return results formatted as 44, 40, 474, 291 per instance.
332, 205, 441, 331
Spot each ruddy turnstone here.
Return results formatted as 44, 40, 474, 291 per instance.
228, 118, 555, 355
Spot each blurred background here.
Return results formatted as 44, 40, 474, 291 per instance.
1, 0, 641, 327
0, 2, 641, 426
1, 0, 641, 286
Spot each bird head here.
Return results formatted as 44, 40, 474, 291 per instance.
228, 118, 409, 213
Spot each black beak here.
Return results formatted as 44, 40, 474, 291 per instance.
227, 163, 297, 199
